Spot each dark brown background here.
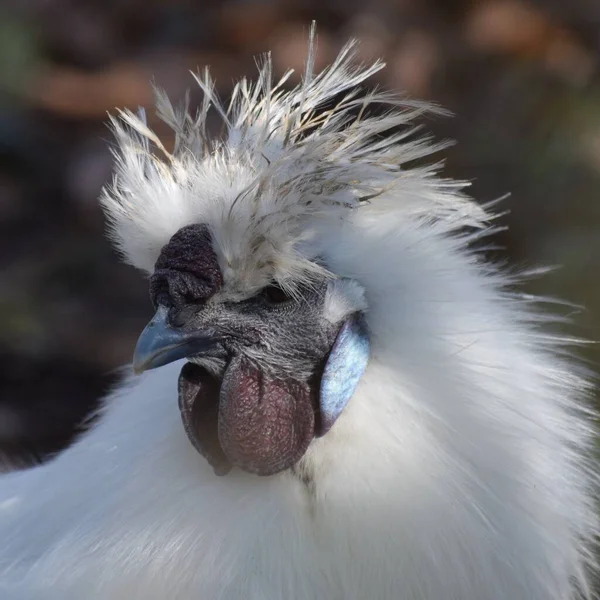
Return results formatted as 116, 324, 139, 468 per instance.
0, 0, 599, 467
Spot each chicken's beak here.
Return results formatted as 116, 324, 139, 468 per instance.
133, 305, 219, 374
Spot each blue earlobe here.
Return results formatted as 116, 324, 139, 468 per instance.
318, 313, 370, 436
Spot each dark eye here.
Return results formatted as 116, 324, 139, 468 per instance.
262, 283, 292, 304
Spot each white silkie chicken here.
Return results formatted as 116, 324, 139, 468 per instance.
0, 28, 598, 600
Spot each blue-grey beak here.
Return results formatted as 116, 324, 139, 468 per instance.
133, 305, 218, 374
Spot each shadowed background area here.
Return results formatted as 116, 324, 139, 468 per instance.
0, 0, 599, 467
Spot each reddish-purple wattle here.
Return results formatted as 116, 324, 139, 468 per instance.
218, 356, 316, 476
178, 357, 316, 477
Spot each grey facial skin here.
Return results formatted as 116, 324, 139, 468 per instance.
135, 281, 336, 377
190, 283, 335, 376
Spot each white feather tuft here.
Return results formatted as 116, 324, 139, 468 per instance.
101, 23, 482, 299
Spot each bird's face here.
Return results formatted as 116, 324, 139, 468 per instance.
133, 223, 370, 476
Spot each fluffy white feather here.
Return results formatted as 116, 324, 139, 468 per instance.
0, 26, 598, 600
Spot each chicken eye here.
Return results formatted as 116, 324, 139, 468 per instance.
262, 283, 292, 304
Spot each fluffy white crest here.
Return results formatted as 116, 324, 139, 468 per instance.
101, 24, 483, 298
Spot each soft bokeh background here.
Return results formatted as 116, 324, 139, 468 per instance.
0, 0, 599, 466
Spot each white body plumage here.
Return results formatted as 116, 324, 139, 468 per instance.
0, 30, 597, 599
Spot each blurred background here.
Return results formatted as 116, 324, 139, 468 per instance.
0, 0, 599, 467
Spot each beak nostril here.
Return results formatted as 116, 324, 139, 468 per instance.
169, 311, 187, 329
168, 304, 199, 328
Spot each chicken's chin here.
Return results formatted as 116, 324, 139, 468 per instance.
178, 359, 317, 477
